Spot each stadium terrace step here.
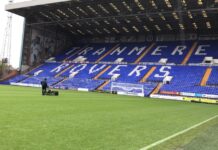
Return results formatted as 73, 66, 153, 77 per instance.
200, 68, 212, 86
64, 46, 88, 61
95, 44, 119, 63
17, 75, 30, 83
97, 80, 110, 91
23, 77, 62, 85
55, 64, 74, 78
54, 78, 104, 90
151, 83, 163, 95
181, 42, 198, 65
94, 66, 111, 80
5, 75, 29, 84
51, 78, 68, 86
134, 43, 156, 64
23, 64, 44, 75
140, 66, 156, 83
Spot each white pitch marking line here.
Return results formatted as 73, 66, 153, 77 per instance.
140, 115, 218, 150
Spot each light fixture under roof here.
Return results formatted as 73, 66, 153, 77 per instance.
70, 30, 77, 35
67, 8, 79, 17
109, 3, 120, 13
202, 10, 208, 18
95, 28, 102, 34
77, 29, 85, 35
206, 21, 211, 29
87, 5, 98, 15
192, 22, 198, 29
134, 0, 145, 10
155, 25, 161, 31
135, 16, 142, 22
113, 18, 120, 24
150, 0, 158, 9
86, 29, 94, 35
172, 12, 179, 20
39, 12, 51, 19
67, 23, 73, 27
104, 20, 110, 25
112, 27, 120, 33
143, 25, 150, 31
132, 26, 139, 32
147, 15, 154, 22
159, 13, 166, 21
98, 4, 110, 14
198, 0, 203, 5
166, 24, 172, 30
76, 7, 88, 16
93, 20, 100, 25
122, 1, 132, 12
187, 11, 193, 19
76, 22, 82, 27
122, 27, 129, 33
179, 23, 185, 30
103, 28, 110, 34
181, 0, 187, 7
125, 19, 131, 24
165, 0, 172, 8
49, 12, 61, 19
57, 9, 69, 18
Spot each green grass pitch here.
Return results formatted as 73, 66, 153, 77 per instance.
0, 85, 217, 150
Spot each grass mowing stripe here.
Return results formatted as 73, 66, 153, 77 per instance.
140, 115, 218, 150
1, 85, 218, 150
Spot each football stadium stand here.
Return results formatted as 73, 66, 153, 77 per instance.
4, 40, 218, 99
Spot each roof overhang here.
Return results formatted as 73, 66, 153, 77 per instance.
6, 0, 70, 11
5, 0, 218, 37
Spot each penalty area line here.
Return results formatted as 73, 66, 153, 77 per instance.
140, 115, 218, 150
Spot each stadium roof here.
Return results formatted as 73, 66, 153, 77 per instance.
5, 0, 70, 10
6, 0, 218, 37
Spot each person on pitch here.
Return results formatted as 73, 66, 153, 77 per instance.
41, 78, 48, 95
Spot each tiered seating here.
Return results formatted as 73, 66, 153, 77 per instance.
140, 41, 192, 64
28, 62, 72, 77
10, 63, 218, 96
55, 78, 104, 90
161, 84, 218, 95
188, 41, 218, 64
52, 40, 218, 64
159, 66, 218, 95
7, 40, 218, 97
18, 62, 69, 86
8, 75, 29, 83
60, 63, 107, 79
170, 66, 206, 85
146, 65, 207, 84
99, 64, 151, 82
101, 43, 148, 63
21, 77, 62, 86
207, 67, 218, 85
55, 45, 83, 61
67, 43, 116, 62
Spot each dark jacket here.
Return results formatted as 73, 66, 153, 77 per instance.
41, 80, 48, 89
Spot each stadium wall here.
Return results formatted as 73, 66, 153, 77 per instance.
21, 25, 73, 69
